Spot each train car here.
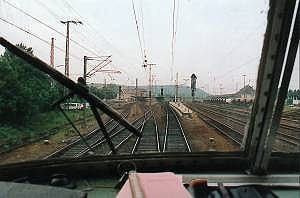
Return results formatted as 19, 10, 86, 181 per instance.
61, 103, 84, 110
231, 97, 254, 104
225, 98, 233, 103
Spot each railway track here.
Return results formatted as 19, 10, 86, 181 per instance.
132, 112, 160, 154
44, 102, 139, 158
187, 104, 243, 146
1, 102, 133, 156
189, 103, 299, 151
195, 103, 300, 144
199, 103, 299, 129
163, 104, 192, 152
95, 111, 150, 155
203, 102, 300, 130
44, 111, 129, 159
46, 101, 166, 158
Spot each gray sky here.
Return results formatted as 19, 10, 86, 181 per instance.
0, 0, 299, 94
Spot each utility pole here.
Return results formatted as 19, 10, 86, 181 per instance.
213, 77, 216, 95
153, 75, 156, 96
118, 86, 122, 106
135, 78, 138, 115
61, 20, 82, 77
50, 38, 54, 67
104, 78, 107, 100
175, 72, 179, 102
83, 55, 88, 127
242, 74, 246, 98
50, 37, 55, 88
154, 79, 157, 97
143, 63, 156, 106
83, 56, 87, 83
135, 78, 138, 102
149, 65, 152, 105
219, 84, 223, 95
142, 55, 156, 106
208, 72, 211, 94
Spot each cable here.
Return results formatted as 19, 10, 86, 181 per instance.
221, 23, 266, 63
72, 27, 105, 55
131, 0, 144, 62
216, 57, 259, 80
59, 0, 142, 78
174, 0, 180, 45
61, 0, 140, 65
171, 0, 177, 81
2, 0, 102, 58
0, 16, 81, 60
35, 0, 62, 21
139, 0, 147, 59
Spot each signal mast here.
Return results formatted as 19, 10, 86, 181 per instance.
142, 55, 156, 106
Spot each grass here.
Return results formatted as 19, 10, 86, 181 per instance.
0, 109, 93, 150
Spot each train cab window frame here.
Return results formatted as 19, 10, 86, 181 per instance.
244, 0, 299, 174
0, 0, 299, 180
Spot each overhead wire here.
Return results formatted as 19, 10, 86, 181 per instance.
170, 0, 177, 81
0, 16, 81, 60
131, 0, 145, 62
35, 0, 62, 21
216, 57, 259, 80
65, 1, 141, 81
139, 0, 147, 59
1, 0, 140, 83
174, 0, 180, 42
61, 0, 138, 63
2, 0, 103, 58
60, 0, 141, 77
213, 23, 266, 81
223, 23, 266, 61
72, 27, 105, 55
53, 0, 127, 79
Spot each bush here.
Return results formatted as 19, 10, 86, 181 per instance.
0, 44, 61, 125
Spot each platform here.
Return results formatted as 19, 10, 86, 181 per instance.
169, 102, 193, 118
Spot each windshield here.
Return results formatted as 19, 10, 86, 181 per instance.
0, 0, 298, 166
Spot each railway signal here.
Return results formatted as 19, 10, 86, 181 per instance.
191, 74, 197, 101
142, 56, 156, 106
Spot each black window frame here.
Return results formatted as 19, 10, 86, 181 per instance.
0, 0, 299, 179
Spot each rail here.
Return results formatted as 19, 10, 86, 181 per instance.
188, 103, 299, 150
163, 104, 191, 152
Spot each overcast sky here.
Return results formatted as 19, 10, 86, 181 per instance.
0, 0, 299, 94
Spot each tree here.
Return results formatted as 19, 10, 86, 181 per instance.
89, 84, 118, 100
0, 44, 60, 125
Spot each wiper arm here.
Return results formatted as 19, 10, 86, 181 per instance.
0, 37, 141, 138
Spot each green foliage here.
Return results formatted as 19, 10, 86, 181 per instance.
0, 109, 92, 150
0, 44, 61, 125
287, 89, 300, 100
89, 84, 118, 100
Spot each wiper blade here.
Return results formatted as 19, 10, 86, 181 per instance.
0, 37, 141, 139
